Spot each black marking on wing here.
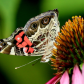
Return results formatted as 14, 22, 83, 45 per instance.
0, 39, 7, 52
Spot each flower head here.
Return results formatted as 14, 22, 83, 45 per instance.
46, 16, 84, 84
51, 16, 84, 75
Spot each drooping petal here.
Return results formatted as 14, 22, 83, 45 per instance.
82, 63, 84, 83
45, 75, 60, 84
72, 65, 83, 84
60, 71, 69, 84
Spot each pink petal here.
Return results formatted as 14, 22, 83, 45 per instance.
46, 75, 60, 84
72, 65, 83, 84
60, 71, 69, 84
82, 63, 84, 83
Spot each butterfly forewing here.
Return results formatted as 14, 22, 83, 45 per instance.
0, 9, 60, 63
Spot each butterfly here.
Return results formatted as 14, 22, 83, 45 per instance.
0, 9, 60, 63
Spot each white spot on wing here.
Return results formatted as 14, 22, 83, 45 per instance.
7, 42, 12, 45
10, 47, 15, 55
17, 37, 20, 40
0, 45, 2, 48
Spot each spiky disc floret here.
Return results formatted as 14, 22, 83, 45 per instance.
51, 16, 84, 75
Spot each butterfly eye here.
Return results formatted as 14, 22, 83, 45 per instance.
30, 23, 37, 30
42, 17, 50, 25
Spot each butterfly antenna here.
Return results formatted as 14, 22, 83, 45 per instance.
15, 57, 41, 69
32, 58, 40, 66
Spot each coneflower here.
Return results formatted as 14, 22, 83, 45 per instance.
46, 16, 84, 84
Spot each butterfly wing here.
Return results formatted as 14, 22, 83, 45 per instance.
0, 9, 60, 62
23, 9, 60, 62
0, 27, 34, 56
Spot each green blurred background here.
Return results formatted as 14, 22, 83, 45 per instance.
0, 0, 84, 84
